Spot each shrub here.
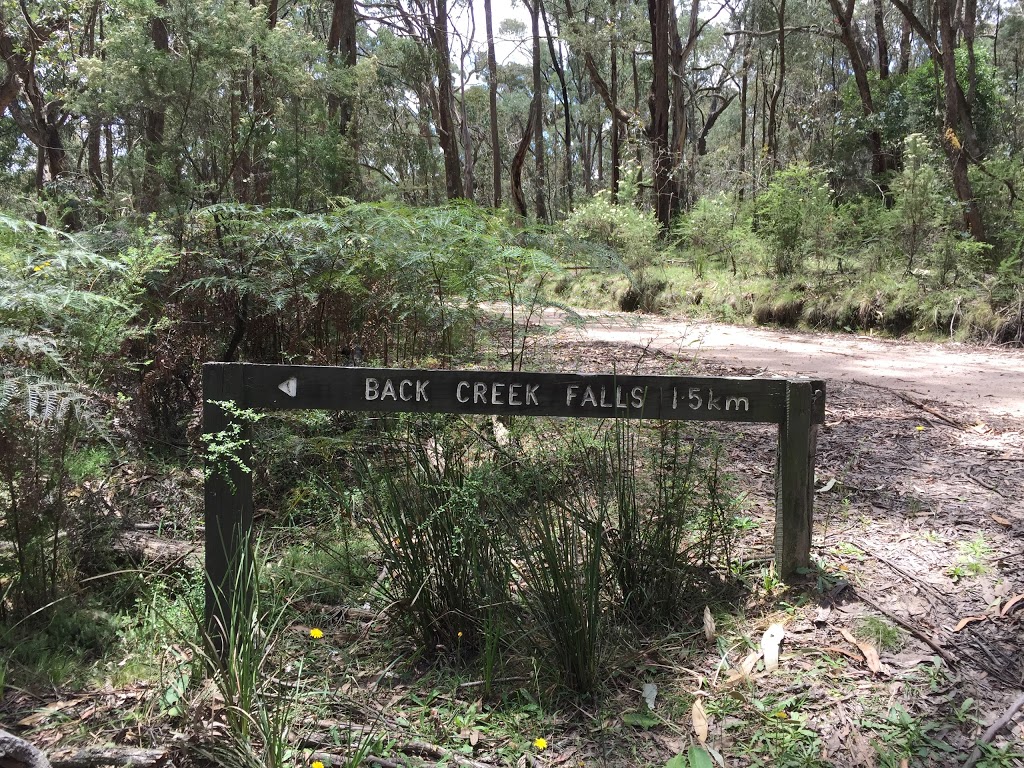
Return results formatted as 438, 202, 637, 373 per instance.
563, 193, 666, 312
755, 164, 834, 276
0, 215, 133, 614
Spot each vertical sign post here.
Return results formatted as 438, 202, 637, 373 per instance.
202, 364, 253, 647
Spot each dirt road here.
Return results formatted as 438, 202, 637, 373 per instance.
551, 309, 1024, 420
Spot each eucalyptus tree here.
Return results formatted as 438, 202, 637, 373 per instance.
890, 0, 987, 238
0, 0, 87, 226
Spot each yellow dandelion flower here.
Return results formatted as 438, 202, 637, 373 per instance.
312, 761, 325, 768
916, 425, 925, 431
309, 627, 324, 639
457, 631, 463, 638
533, 737, 548, 750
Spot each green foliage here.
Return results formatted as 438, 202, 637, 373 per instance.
564, 192, 662, 273
0, 215, 135, 614
513, 452, 608, 696
603, 422, 735, 621
178, 201, 545, 366
356, 417, 514, 651
890, 134, 945, 275
853, 616, 904, 653
902, 50, 1003, 152
160, 544, 315, 768
887, 134, 992, 283
755, 164, 833, 276
202, 400, 265, 488
562, 193, 668, 312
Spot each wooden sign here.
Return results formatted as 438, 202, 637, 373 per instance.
203, 363, 825, 641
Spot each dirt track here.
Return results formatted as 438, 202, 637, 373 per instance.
538, 309, 1024, 728
552, 310, 1024, 420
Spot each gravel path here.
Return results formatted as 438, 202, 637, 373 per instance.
549, 309, 1024, 419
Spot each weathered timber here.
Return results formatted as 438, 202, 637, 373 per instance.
241, 364, 793, 423
203, 363, 825, 644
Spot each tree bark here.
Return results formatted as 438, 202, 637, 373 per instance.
249, 0, 278, 205
526, 0, 547, 221
648, 0, 673, 227
766, 0, 786, 169
938, 0, 984, 238
429, 0, 465, 199
511, 102, 538, 219
873, 0, 890, 78
829, 0, 890, 184
609, 0, 620, 201
739, 35, 751, 200
141, 0, 169, 213
328, 0, 361, 197
898, 10, 912, 74
890, 0, 985, 237
541, 0, 572, 212
483, 0, 501, 206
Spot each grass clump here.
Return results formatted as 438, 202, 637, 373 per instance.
853, 616, 905, 653
355, 416, 738, 697
356, 416, 514, 653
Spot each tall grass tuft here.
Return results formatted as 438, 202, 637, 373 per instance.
608, 421, 736, 622
357, 417, 512, 652
154, 541, 308, 768
513, 458, 607, 696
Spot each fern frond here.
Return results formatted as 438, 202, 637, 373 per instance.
0, 329, 66, 369
0, 369, 108, 438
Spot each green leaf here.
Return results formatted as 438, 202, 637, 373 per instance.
687, 746, 715, 768
622, 710, 660, 730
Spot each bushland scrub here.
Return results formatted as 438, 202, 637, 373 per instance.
1, 201, 1022, 767
554, 161, 1024, 346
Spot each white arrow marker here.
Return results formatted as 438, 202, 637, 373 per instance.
278, 377, 297, 397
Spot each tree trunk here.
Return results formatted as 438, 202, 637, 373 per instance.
648, 0, 673, 228
739, 36, 751, 201
766, 0, 786, 169
898, 11, 912, 74
250, 0, 278, 205
609, 0, 620, 201
328, 0, 360, 196
511, 103, 538, 219
563, 0, 630, 199
429, 0, 465, 199
873, 0, 890, 77
484, 0, 502, 206
938, 0, 984, 238
541, 0, 572, 212
891, 0, 985, 237
526, 0, 547, 222
829, 0, 890, 186
141, 0, 169, 213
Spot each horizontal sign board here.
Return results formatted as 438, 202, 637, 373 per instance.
202, 362, 825, 648
230, 364, 822, 424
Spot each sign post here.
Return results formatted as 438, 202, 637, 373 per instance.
202, 364, 825, 639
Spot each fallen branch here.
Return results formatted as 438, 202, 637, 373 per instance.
850, 380, 964, 428
48, 746, 169, 768
850, 586, 957, 666
397, 742, 495, 768
308, 751, 403, 768
965, 467, 1005, 497
848, 543, 950, 605
962, 691, 1024, 768
301, 735, 496, 768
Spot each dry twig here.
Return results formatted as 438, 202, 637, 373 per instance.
962, 691, 1024, 768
